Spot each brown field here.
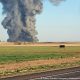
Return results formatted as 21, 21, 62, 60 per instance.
0, 42, 80, 46
0, 58, 80, 71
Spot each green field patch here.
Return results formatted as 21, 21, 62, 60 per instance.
0, 46, 80, 64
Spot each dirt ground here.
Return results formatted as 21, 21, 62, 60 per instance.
0, 57, 80, 71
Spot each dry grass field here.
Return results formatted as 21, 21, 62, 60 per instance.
0, 42, 80, 46
0, 42, 80, 77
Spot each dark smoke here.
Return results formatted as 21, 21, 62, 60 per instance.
0, 0, 65, 42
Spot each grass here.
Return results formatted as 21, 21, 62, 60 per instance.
0, 61, 80, 76
0, 46, 80, 76
0, 46, 80, 64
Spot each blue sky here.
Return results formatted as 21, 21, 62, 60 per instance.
0, 0, 80, 42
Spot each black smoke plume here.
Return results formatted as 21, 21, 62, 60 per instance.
0, 0, 65, 42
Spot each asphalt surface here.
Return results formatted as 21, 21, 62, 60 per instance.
0, 66, 80, 80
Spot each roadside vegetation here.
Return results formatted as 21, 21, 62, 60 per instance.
0, 61, 80, 77
0, 46, 80, 77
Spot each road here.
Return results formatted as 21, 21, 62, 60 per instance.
0, 66, 80, 80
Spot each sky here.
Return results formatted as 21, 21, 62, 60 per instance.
0, 0, 80, 42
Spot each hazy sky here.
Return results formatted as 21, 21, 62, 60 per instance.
0, 0, 80, 42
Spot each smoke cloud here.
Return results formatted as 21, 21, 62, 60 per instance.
0, 0, 65, 42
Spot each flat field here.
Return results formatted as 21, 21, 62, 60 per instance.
0, 46, 80, 77
0, 46, 80, 63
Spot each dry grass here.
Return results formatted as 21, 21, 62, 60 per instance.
0, 45, 80, 76
0, 58, 80, 71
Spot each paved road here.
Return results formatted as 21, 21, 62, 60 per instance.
0, 66, 80, 80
